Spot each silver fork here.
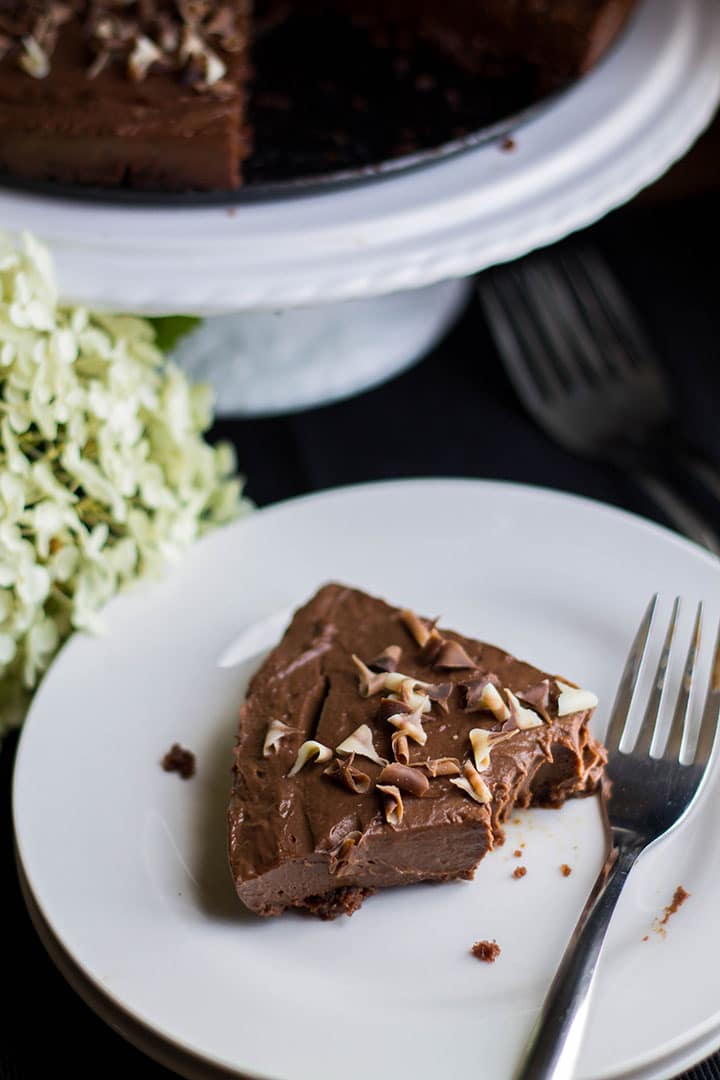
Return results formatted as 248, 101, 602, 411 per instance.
479, 249, 720, 555
516, 596, 720, 1080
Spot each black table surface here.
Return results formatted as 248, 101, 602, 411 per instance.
3, 191, 720, 1080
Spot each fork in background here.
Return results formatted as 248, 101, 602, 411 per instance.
516, 596, 720, 1080
479, 248, 720, 555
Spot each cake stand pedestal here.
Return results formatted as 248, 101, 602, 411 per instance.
170, 279, 470, 416
1, 0, 718, 416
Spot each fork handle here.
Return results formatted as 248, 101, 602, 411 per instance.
634, 474, 720, 557
514, 842, 641, 1080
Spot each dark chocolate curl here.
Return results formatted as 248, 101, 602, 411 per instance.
425, 681, 453, 705
378, 762, 430, 797
377, 697, 413, 723
323, 753, 372, 795
369, 644, 402, 673
418, 627, 443, 666
433, 640, 478, 670
518, 680, 553, 723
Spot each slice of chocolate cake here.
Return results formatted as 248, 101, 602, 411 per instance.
228, 583, 605, 918
0, 2, 252, 191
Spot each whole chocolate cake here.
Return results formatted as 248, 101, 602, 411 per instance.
228, 584, 605, 918
0, 0, 639, 191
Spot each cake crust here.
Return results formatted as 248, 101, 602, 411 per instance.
228, 584, 605, 918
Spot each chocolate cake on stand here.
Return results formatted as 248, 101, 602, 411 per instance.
1, 0, 718, 415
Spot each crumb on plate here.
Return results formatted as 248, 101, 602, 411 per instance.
471, 940, 501, 963
161, 743, 196, 779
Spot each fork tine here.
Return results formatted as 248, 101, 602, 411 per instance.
512, 261, 589, 390
573, 248, 658, 372
478, 275, 565, 401
633, 597, 680, 755
557, 249, 636, 378
693, 619, 720, 767
662, 603, 702, 761
604, 594, 658, 754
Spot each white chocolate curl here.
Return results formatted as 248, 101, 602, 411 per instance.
555, 680, 599, 717
400, 608, 432, 647
506, 690, 544, 730
386, 703, 428, 746
377, 784, 404, 826
351, 656, 432, 711
469, 728, 518, 772
472, 681, 511, 722
262, 719, 293, 757
288, 740, 332, 777
336, 724, 387, 766
450, 762, 492, 805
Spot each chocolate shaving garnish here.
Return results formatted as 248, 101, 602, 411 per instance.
391, 732, 410, 765
128, 33, 166, 80
369, 644, 402, 673
418, 627, 443, 666
503, 690, 544, 731
377, 784, 404, 827
336, 723, 387, 767
433, 640, 478, 670
352, 658, 432, 709
450, 761, 492, 804
469, 728, 518, 772
378, 696, 413, 723
328, 830, 362, 874
555, 680, 598, 717
262, 718, 293, 757
378, 762, 429, 797
400, 608, 432, 647
386, 703, 427, 747
419, 756, 461, 777
287, 740, 332, 777
19, 36, 49, 79
425, 681, 453, 706
352, 654, 390, 697
462, 678, 510, 721
324, 753, 371, 795
517, 680, 553, 723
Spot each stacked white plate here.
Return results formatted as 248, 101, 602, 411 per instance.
13, 480, 720, 1080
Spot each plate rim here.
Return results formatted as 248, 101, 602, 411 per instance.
12, 477, 720, 1080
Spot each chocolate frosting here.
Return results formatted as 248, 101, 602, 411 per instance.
228, 584, 606, 918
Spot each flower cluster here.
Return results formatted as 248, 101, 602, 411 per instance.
0, 233, 250, 734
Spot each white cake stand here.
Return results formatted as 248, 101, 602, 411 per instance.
1, 0, 718, 415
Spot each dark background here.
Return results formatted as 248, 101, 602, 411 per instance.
2, 116, 719, 1080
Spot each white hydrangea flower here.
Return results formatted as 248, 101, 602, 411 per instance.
0, 233, 251, 734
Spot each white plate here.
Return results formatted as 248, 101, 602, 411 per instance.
13, 479, 720, 1080
1, 0, 719, 312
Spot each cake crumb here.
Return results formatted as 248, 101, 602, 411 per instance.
513, 849, 522, 858
642, 935, 649, 942
658, 886, 690, 927
472, 940, 501, 963
560, 864, 572, 877
161, 743, 196, 779
512, 866, 527, 880
501, 136, 516, 152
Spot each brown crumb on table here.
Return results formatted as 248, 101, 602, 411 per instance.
513, 849, 523, 858
161, 743, 196, 779
512, 866, 527, 879
501, 136, 516, 152
472, 940, 501, 963
642, 935, 649, 942
560, 864, 572, 877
